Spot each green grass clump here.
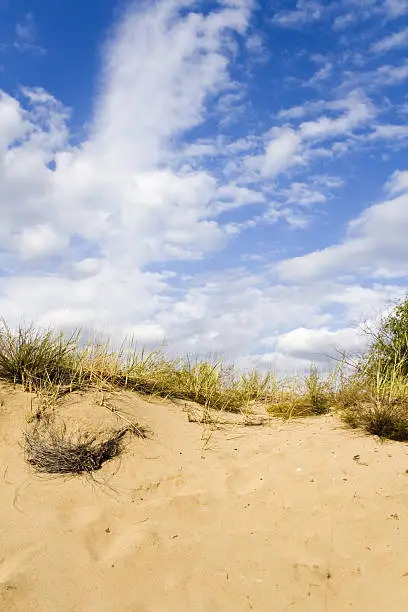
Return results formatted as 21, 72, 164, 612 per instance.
337, 365, 408, 441
0, 321, 79, 391
0, 324, 251, 412
364, 297, 408, 380
267, 366, 333, 419
336, 295, 408, 441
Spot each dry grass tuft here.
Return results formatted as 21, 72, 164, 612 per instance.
342, 401, 408, 441
267, 366, 333, 419
24, 421, 149, 475
338, 370, 408, 441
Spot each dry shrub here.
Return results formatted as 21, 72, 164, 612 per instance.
339, 377, 408, 441
342, 402, 408, 441
24, 420, 149, 475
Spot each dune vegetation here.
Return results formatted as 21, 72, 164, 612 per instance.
1, 297, 408, 474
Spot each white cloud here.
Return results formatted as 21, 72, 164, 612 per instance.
245, 32, 268, 63
0, 92, 28, 148
1, 0, 407, 373
299, 92, 375, 139
245, 91, 375, 182
17, 224, 68, 260
384, 0, 408, 18
385, 169, 408, 195
322, 283, 406, 321
125, 323, 166, 345
279, 182, 327, 206
277, 171, 408, 281
1, 1, 260, 267
272, 0, 408, 33
368, 123, 408, 141
70, 258, 103, 280
278, 98, 349, 120
93, 0, 249, 169
0, 1, 255, 325
272, 1, 324, 28
372, 27, 408, 52
261, 128, 301, 177
345, 60, 408, 90
333, 12, 356, 30
211, 184, 265, 214
333, 0, 408, 27
375, 61, 408, 85
305, 61, 333, 86
275, 326, 367, 362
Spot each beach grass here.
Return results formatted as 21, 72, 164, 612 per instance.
3, 295, 408, 443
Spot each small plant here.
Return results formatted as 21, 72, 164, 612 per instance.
339, 364, 408, 441
304, 365, 331, 415
267, 366, 331, 419
24, 420, 148, 475
0, 321, 79, 391
342, 401, 408, 441
336, 297, 408, 440
237, 369, 277, 402
176, 358, 222, 405
363, 296, 408, 380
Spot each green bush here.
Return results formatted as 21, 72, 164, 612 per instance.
364, 297, 408, 380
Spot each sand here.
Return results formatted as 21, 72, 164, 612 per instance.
1, 381, 408, 611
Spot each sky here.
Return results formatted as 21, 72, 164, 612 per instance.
0, 0, 408, 371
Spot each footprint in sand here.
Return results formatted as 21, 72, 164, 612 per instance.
0, 546, 40, 583
98, 522, 157, 565
226, 465, 267, 497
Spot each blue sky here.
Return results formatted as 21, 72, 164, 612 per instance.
1, 0, 408, 371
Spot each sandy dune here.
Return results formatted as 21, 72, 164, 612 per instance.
1, 382, 408, 611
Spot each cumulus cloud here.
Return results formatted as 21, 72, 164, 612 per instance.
1, 0, 407, 372
386, 169, 408, 195
0, 1, 255, 331
261, 128, 301, 177
2, 0, 254, 263
277, 170, 408, 282
274, 327, 368, 362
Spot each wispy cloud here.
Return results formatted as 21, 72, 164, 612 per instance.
372, 26, 408, 52
271, 0, 408, 32
340, 60, 408, 91
272, 0, 325, 28
384, 0, 408, 18
277, 171, 408, 282
13, 12, 45, 55
15, 13, 36, 43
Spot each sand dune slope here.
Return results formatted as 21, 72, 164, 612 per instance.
1, 382, 408, 611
